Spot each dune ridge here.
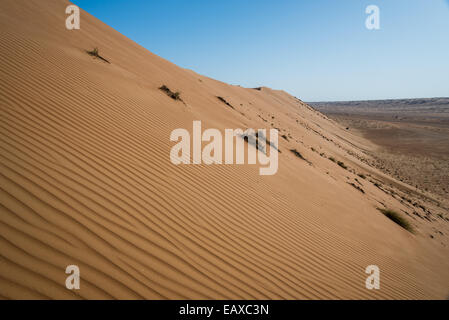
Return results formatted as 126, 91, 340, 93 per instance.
0, 0, 448, 299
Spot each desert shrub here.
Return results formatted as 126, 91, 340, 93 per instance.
172, 92, 181, 100
159, 85, 182, 101
358, 173, 366, 179
290, 149, 311, 165
329, 157, 336, 162
87, 47, 99, 56
290, 149, 304, 159
378, 209, 413, 232
348, 182, 365, 194
337, 161, 347, 169
86, 47, 110, 63
217, 96, 234, 109
159, 85, 169, 92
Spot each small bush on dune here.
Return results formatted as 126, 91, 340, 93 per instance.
290, 149, 312, 165
329, 157, 336, 163
159, 85, 169, 92
337, 161, 347, 170
159, 85, 182, 101
86, 47, 110, 63
358, 173, 367, 179
172, 91, 181, 100
87, 47, 99, 56
290, 149, 305, 159
217, 96, 234, 109
348, 182, 365, 194
378, 208, 413, 233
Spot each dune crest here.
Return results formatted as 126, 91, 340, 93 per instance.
0, 0, 448, 299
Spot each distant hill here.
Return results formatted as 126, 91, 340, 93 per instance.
309, 98, 449, 122
309, 97, 449, 115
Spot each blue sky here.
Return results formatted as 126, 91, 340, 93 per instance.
72, 0, 449, 101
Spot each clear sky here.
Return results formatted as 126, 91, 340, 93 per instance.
72, 0, 449, 102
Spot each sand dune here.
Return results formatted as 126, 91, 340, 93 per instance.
0, 0, 448, 299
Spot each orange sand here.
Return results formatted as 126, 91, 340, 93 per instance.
0, 0, 448, 299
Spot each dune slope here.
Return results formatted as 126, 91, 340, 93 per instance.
0, 0, 448, 299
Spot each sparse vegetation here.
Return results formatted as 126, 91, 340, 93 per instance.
290, 149, 311, 165
348, 182, 365, 194
87, 47, 99, 56
254, 132, 280, 153
357, 173, 366, 179
378, 208, 413, 232
281, 134, 289, 141
217, 96, 234, 109
329, 157, 336, 163
86, 47, 110, 63
159, 85, 182, 101
337, 161, 347, 169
